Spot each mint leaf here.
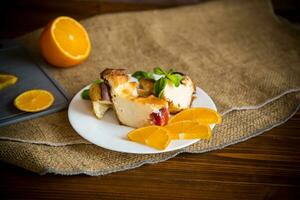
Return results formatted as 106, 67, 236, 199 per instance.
167, 68, 175, 74
132, 71, 144, 80
144, 72, 155, 80
94, 79, 103, 84
153, 67, 183, 88
153, 67, 166, 75
167, 73, 183, 87
81, 89, 90, 100
154, 77, 167, 98
132, 71, 155, 81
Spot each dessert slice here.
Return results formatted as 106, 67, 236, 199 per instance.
89, 81, 112, 119
162, 75, 195, 113
101, 69, 169, 128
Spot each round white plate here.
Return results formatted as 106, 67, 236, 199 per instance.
68, 84, 217, 154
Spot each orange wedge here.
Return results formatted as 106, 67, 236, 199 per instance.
14, 89, 54, 112
169, 107, 222, 124
165, 120, 211, 140
128, 126, 171, 150
40, 16, 91, 67
0, 74, 18, 90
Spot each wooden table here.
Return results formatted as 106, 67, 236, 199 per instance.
1, 1, 300, 199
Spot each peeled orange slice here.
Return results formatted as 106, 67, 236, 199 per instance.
165, 120, 211, 140
0, 74, 18, 90
40, 16, 91, 67
14, 89, 54, 112
128, 126, 171, 150
145, 129, 171, 150
169, 108, 222, 124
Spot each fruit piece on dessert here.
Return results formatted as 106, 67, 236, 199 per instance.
162, 75, 195, 114
89, 82, 112, 119
101, 69, 169, 128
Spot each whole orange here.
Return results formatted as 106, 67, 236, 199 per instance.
39, 16, 91, 67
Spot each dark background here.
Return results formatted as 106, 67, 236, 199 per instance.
1, 0, 300, 39
1, 0, 300, 200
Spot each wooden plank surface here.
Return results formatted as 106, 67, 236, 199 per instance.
1, 111, 299, 199
1, 1, 300, 199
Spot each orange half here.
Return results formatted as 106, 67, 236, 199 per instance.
40, 16, 91, 67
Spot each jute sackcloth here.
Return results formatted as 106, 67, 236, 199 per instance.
0, 0, 299, 175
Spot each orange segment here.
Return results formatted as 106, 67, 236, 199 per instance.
169, 108, 222, 124
40, 16, 91, 67
127, 127, 153, 144
0, 74, 18, 90
145, 129, 171, 150
127, 126, 171, 150
14, 89, 54, 112
165, 120, 211, 140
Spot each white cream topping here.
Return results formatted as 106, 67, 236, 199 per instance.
163, 77, 194, 110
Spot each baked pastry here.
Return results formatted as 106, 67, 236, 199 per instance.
101, 69, 169, 128
88, 68, 195, 128
162, 75, 195, 113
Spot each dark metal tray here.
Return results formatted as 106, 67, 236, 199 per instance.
0, 41, 69, 127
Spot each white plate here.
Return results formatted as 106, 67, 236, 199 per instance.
68, 84, 217, 154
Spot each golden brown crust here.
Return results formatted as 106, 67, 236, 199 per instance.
189, 76, 197, 108
133, 95, 167, 107
190, 95, 197, 107
139, 78, 154, 92
182, 75, 196, 93
89, 83, 101, 101
137, 89, 152, 97
137, 78, 154, 97
101, 68, 129, 87
169, 101, 182, 114
121, 82, 138, 96
100, 68, 126, 79
101, 68, 130, 126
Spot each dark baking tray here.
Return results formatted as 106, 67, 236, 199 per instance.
0, 40, 69, 127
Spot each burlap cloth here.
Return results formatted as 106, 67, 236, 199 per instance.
0, 0, 300, 175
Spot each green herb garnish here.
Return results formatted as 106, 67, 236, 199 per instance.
153, 67, 165, 75
94, 79, 103, 84
154, 77, 167, 98
153, 67, 183, 87
132, 67, 183, 98
167, 73, 182, 87
81, 89, 90, 100
132, 71, 155, 81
